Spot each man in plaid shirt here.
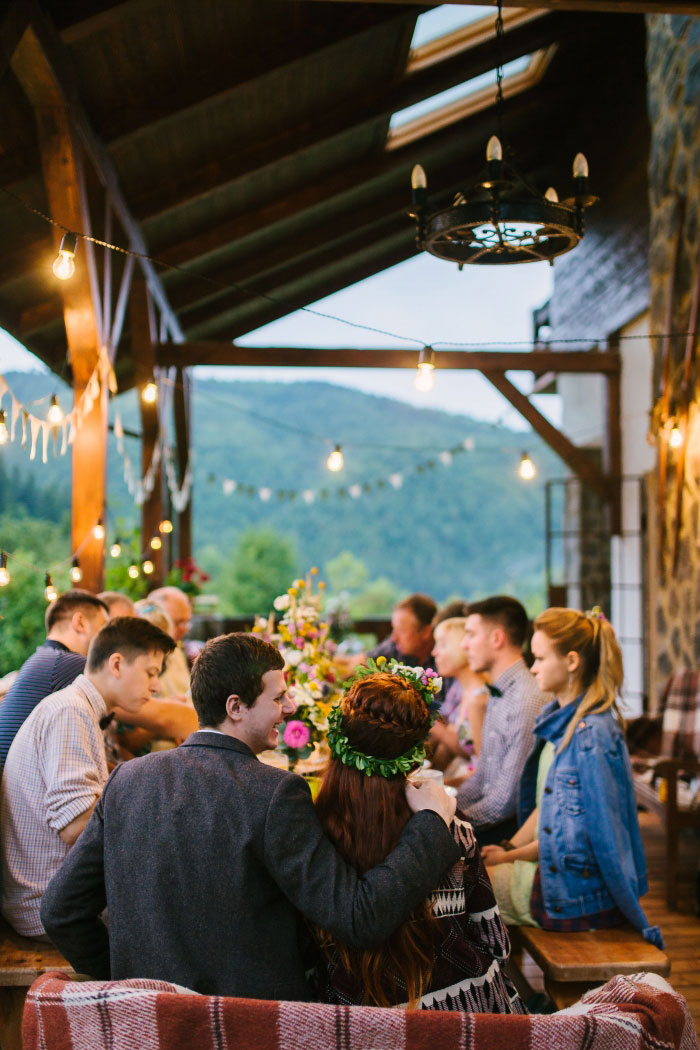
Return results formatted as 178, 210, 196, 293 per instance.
457, 597, 548, 847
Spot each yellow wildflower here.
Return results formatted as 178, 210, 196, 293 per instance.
376, 656, 387, 668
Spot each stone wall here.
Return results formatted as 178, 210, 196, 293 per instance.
646, 14, 700, 690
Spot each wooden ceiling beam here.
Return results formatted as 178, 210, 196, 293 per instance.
156, 344, 619, 373
128, 11, 564, 226
0, 0, 29, 82
298, 0, 700, 12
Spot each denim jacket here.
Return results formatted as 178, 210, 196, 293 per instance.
518, 699, 664, 948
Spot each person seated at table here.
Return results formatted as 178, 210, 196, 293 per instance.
97, 591, 135, 619
146, 586, 193, 699
482, 607, 664, 949
312, 667, 524, 1012
429, 615, 489, 777
368, 594, 437, 667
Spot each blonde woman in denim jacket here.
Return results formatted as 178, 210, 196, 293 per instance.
482, 608, 663, 949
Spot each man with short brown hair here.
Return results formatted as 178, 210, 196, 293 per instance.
368, 593, 437, 666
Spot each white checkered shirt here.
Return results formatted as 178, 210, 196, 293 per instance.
1, 674, 108, 936
457, 658, 548, 828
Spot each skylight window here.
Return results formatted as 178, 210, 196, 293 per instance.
410, 7, 495, 50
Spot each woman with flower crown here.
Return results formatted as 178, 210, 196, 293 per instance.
311, 660, 525, 1012
482, 607, 664, 949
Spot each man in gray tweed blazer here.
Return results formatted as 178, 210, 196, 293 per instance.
42, 633, 459, 999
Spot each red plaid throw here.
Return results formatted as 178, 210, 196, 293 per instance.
23, 971, 698, 1050
660, 670, 700, 759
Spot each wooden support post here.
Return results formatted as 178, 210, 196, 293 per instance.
12, 26, 106, 590
483, 371, 612, 507
173, 366, 192, 565
131, 278, 163, 587
603, 346, 622, 537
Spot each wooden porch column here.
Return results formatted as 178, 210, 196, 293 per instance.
12, 27, 106, 591
173, 366, 192, 564
131, 277, 163, 586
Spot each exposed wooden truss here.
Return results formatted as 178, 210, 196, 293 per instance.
300, 0, 700, 12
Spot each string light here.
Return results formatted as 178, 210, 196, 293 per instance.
93, 519, 105, 541
69, 558, 83, 584
150, 535, 162, 550
0, 552, 10, 586
0, 409, 8, 445
128, 564, 140, 579
414, 346, 435, 392
327, 445, 344, 472
44, 573, 57, 602
47, 394, 63, 424
142, 559, 155, 575
159, 519, 173, 534
519, 452, 536, 480
110, 539, 122, 558
52, 233, 77, 280
669, 425, 683, 449
141, 380, 158, 405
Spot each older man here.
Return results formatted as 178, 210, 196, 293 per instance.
368, 593, 437, 667
147, 586, 193, 699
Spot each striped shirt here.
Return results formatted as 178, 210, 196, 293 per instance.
0, 641, 86, 769
1, 674, 108, 936
457, 658, 547, 828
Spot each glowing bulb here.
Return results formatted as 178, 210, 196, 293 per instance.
142, 381, 158, 404
93, 520, 105, 541
544, 186, 559, 202
486, 135, 503, 162
327, 445, 344, 472
44, 573, 57, 602
411, 165, 427, 190
47, 394, 63, 424
572, 152, 589, 178
0, 553, 9, 587
128, 564, 140, 579
150, 535, 162, 550
0, 409, 8, 445
110, 541, 122, 558
415, 363, 435, 392
52, 233, 77, 280
519, 452, 536, 481
69, 559, 83, 584
159, 519, 173, 534
142, 559, 154, 575
669, 426, 683, 449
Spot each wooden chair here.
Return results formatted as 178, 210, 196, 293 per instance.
0, 918, 74, 1050
628, 669, 700, 908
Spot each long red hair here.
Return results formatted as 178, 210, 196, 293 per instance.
314, 672, 436, 1007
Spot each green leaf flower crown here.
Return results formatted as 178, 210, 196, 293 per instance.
326, 657, 443, 779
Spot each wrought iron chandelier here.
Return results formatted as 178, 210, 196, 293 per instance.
408, 2, 597, 266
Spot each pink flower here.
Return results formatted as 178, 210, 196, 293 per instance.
283, 720, 310, 750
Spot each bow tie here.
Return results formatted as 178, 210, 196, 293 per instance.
486, 683, 502, 698
99, 713, 115, 729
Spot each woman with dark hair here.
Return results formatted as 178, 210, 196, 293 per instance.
312, 663, 524, 1012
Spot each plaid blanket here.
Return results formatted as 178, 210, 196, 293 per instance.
660, 670, 700, 759
23, 971, 698, 1050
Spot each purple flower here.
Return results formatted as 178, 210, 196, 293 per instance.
283, 720, 310, 750
425, 668, 437, 678
421, 676, 429, 686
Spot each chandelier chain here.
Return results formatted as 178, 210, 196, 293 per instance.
495, 0, 505, 150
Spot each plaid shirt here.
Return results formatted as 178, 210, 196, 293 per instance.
457, 659, 547, 827
660, 670, 700, 758
1, 674, 108, 936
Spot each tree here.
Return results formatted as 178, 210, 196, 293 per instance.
223, 528, 297, 616
325, 551, 369, 594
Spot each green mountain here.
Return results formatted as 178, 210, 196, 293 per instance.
0, 370, 560, 603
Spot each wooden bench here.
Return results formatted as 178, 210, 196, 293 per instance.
513, 925, 671, 1010
0, 918, 74, 1050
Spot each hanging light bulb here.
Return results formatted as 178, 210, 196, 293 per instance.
327, 445, 344, 472
44, 573, 57, 602
93, 519, 105, 541
669, 425, 683, 449
150, 535, 162, 550
0, 552, 10, 587
141, 380, 158, 405
414, 346, 435, 392
519, 452, 536, 480
69, 558, 83, 584
142, 559, 155, 576
0, 409, 8, 445
159, 519, 173, 534
110, 539, 122, 558
52, 233, 77, 280
47, 394, 63, 424
128, 564, 140, 579
544, 186, 559, 203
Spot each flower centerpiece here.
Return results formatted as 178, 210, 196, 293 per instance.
165, 557, 210, 598
253, 569, 340, 771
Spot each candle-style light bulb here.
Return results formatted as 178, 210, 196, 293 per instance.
411, 165, 427, 190
327, 445, 344, 472
0, 553, 10, 586
486, 136, 503, 162
52, 233, 77, 280
519, 452, 536, 481
544, 186, 559, 202
47, 394, 63, 424
572, 152, 589, 178
0, 409, 8, 445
